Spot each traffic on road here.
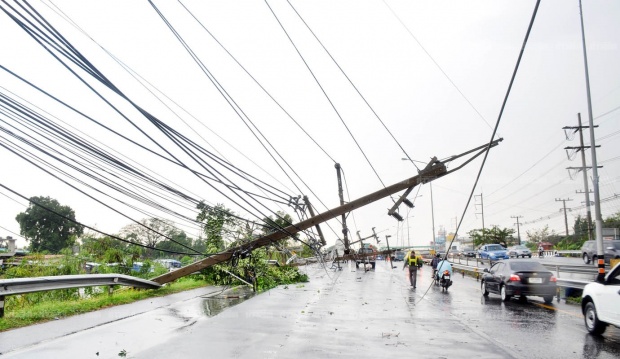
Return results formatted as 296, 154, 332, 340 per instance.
1, 257, 618, 358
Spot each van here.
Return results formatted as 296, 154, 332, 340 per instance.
581, 240, 620, 265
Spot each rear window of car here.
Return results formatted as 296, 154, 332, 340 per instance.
509, 261, 547, 271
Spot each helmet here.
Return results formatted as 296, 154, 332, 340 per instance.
436, 253, 441, 258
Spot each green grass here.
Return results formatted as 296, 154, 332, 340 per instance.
0, 278, 207, 332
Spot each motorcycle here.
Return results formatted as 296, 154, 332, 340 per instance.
433, 260, 453, 290
438, 269, 452, 291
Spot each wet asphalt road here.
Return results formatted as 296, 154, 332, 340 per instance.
0, 260, 619, 358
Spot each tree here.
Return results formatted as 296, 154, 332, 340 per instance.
120, 218, 175, 250
262, 211, 298, 246
196, 202, 238, 252
155, 230, 193, 258
573, 215, 591, 240
15, 196, 84, 253
468, 225, 515, 248
603, 211, 620, 230
526, 225, 555, 246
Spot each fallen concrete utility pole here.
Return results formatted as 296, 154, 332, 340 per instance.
151, 139, 502, 284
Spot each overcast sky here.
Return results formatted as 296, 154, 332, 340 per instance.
1, 0, 619, 251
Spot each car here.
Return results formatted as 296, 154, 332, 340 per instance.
481, 259, 557, 303
393, 250, 406, 261
581, 262, 620, 335
478, 244, 509, 260
507, 245, 532, 258
581, 240, 620, 265
460, 249, 477, 258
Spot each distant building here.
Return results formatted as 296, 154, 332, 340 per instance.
0, 236, 17, 258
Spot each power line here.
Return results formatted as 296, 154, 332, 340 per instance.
265, 0, 387, 188
286, 0, 420, 172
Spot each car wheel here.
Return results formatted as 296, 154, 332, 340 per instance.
481, 281, 489, 296
543, 296, 553, 304
500, 285, 511, 302
584, 302, 607, 335
583, 253, 590, 265
528, 255, 531, 258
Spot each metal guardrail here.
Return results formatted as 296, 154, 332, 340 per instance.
0, 274, 161, 296
0, 274, 161, 317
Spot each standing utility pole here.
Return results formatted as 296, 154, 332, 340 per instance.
511, 215, 523, 245
475, 193, 485, 240
563, 113, 597, 242
555, 198, 573, 236
579, 0, 605, 281
335, 163, 350, 253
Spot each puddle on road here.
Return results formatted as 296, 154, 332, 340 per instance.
201, 286, 257, 317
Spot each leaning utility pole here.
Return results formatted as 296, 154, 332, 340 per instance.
511, 215, 523, 245
555, 198, 573, 236
335, 163, 350, 253
150, 139, 502, 284
579, 0, 605, 281
303, 195, 326, 246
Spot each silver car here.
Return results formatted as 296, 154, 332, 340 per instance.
507, 245, 532, 258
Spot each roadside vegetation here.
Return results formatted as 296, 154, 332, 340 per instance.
1, 198, 312, 332
467, 212, 620, 252
0, 249, 308, 332
0, 277, 205, 332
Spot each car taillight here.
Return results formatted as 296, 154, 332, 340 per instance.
509, 274, 520, 282
549, 276, 557, 282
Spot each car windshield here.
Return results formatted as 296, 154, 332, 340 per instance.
513, 245, 527, 250
611, 241, 620, 249
509, 261, 547, 272
487, 245, 504, 251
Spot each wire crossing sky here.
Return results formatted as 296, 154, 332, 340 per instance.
0, 0, 619, 250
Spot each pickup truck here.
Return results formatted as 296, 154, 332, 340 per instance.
355, 245, 377, 269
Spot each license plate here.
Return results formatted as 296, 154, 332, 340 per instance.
529, 278, 542, 283
444, 276, 450, 280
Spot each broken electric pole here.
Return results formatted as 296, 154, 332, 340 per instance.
150, 139, 503, 284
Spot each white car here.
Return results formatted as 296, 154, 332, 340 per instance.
581, 262, 620, 335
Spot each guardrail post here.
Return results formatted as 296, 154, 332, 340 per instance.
108, 285, 114, 296
0, 295, 5, 318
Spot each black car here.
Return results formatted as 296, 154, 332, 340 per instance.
481, 259, 557, 303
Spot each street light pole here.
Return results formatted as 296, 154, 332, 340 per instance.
579, 0, 605, 281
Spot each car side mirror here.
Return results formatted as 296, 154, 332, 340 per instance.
483, 268, 489, 273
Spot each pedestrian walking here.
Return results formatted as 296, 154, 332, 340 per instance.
403, 250, 420, 288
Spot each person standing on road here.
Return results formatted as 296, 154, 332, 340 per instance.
403, 250, 420, 288
431, 253, 441, 279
